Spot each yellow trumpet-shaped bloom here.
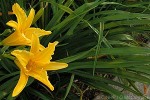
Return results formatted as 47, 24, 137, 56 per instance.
11, 34, 68, 97
2, 3, 51, 46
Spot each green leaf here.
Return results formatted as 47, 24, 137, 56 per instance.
27, 87, 53, 100
0, 71, 19, 82
63, 74, 75, 100
6, 93, 16, 100
99, 69, 150, 84
72, 70, 142, 96
33, 8, 44, 24
58, 4, 73, 14
61, 59, 150, 71
86, 80, 126, 99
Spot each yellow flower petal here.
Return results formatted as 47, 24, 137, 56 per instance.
2, 31, 31, 46
12, 70, 28, 97
32, 42, 58, 67
23, 8, 35, 30
39, 44, 45, 51
12, 3, 27, 27
44, 62, 68, 70
6, 20, 18, 30
3, 3, 51, 46
24, 28, 51, 40
14, 59, 24, 70
11, 50, 32, 67
28, 69, 54, 91
30, 34, 39, 53
28, 44, 45, 51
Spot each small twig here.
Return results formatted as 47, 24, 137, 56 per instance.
144, 84, 148, 95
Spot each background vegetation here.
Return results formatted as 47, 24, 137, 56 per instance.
0, 0, 150, 100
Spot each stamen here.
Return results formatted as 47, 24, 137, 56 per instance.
26, 60, 36, 71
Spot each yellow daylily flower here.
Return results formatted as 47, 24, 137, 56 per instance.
11, 34, 68, 97
2, 3, 51, 46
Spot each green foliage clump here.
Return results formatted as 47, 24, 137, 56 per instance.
0, 0, 150, 99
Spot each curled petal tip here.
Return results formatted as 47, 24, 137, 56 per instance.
12, 93, 16, 97
54, 41, 59, 45
45, 31, 52, 35
50, 86, 54, 91
47, 31, 52, 33
12, 91, 18, 97
65, 63, 68, 67
47, 41, 59, 47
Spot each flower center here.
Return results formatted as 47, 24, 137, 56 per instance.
26, 60, 36, 71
